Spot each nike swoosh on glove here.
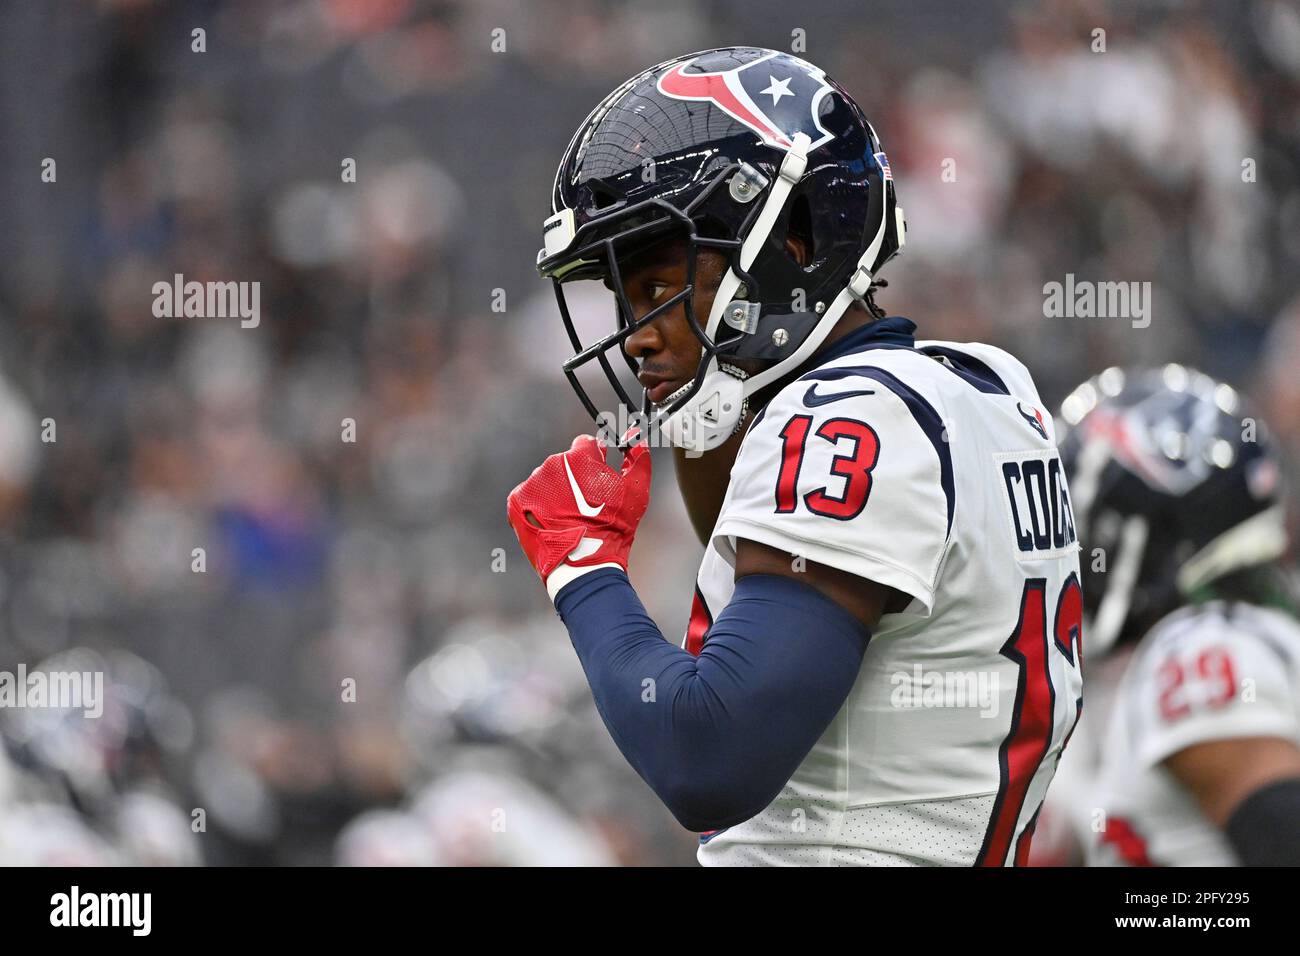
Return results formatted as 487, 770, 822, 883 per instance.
506, 433, 652, 601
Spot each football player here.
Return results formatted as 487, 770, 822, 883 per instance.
1058, 365, 1300, 866
507, 47, 1083, 865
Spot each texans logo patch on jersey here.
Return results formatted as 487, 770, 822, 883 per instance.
1018, 401, 1049, 441
657, 51, 835, 151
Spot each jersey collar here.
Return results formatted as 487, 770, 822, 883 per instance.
814, 315, 916, 364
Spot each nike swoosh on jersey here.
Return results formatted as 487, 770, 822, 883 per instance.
564, 457, 605, 517
803, 383, 876, 407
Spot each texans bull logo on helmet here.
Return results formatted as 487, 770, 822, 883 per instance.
656, 51, 836, 151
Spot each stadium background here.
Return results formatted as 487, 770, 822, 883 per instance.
0, 0, 1296, 865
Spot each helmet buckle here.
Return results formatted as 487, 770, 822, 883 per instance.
729, 164, 769, 204
848, 264, 874, 301
723, 300, 760, 334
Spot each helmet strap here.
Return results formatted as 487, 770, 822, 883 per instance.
1091, 515, 1149, 655
660, 133, 812, 453
664, 131, 896, 451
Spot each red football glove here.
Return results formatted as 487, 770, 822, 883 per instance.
506, 433, 652, 600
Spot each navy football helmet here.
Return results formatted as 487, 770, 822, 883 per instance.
537, 46, 905, 451
1058, 365, 1289, 655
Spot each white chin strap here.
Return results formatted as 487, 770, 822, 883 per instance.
659, 357, 749, 452
661, 131, 895, 453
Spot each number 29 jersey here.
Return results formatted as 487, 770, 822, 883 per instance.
688, 324, 1084, 866
1087, 600, 1300, 866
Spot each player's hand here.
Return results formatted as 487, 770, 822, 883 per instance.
506, 432, 652, 598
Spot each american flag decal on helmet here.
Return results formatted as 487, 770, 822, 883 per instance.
875, 151, 892, 180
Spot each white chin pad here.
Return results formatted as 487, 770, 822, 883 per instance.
660, 367, 746, 453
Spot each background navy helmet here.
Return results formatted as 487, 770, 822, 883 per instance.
1058, 365, 1290, 655
537, 46, 905, 451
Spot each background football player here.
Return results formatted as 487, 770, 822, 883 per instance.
1057, 365, 1300, 866
506, 47, 1084, 866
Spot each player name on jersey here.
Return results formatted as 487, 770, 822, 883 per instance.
999, 451, 1078, 556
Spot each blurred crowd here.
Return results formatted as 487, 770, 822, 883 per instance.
0, 0, 1296, 865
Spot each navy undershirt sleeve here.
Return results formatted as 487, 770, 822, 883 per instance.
554, 567, 870, 832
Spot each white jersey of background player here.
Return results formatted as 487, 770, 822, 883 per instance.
1088, 601, 1300, 865
689, 338, 1084, 866
1055, 365, 1300, 868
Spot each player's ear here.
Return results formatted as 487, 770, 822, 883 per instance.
785, 233, 809, 268
784, 194, 813, 267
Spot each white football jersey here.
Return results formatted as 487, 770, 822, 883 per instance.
1087, 601, 1300, 866
687, 332, 1084, 866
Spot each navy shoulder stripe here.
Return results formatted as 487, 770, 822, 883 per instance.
919, 346, 1010, 396
799, 364, 955, 537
